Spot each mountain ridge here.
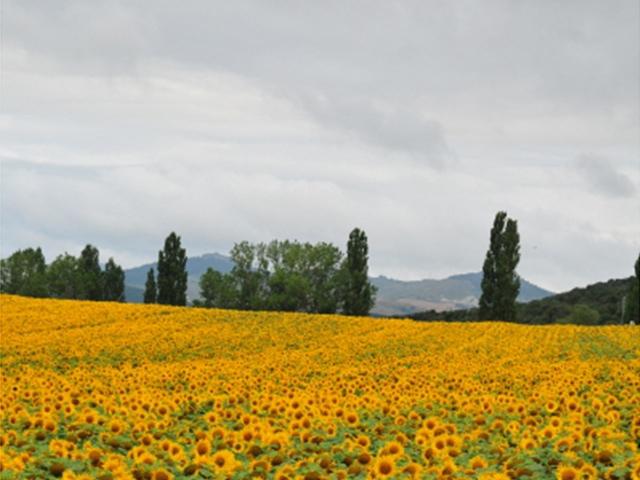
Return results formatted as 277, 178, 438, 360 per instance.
123, 253, 554, 315
410, 276, 635, 324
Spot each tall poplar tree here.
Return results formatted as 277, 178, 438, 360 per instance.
479, 212, 521, 321
143, 268, 157, 304
342, 228, 376, 316
497, 218, 521, 322
623, 252, 640, 323
157, 232, 188, 306
78, 244, 103, 300
479, 212, 506, 320
103, 258, 125, 302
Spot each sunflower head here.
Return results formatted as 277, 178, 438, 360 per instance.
374, 457, 395, 477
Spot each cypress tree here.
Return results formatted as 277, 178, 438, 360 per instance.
143, 268, 157, 304
78, 244, 103, 300
497, 218, 520, 322
103, 258, 125, 302
479, 212, 506, 320
623, 252, 639, 323
157, 232, 188, 306
342, 228, 376, 316
479, 212, 521, 321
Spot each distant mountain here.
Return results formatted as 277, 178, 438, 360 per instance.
371, 272, 553, 316
125, 284, 145, 303
124, 254, 553, 314
124, 253, 233, 302
410, 276, 635, 325
446, 272, 554, 302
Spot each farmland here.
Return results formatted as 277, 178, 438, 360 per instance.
1, 295, 639, 479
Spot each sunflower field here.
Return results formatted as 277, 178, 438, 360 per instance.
0, 295, 639, 480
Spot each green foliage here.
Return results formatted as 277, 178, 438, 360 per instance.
47, 253, 83, 299
265, 240, 309, 311
228, 240, 268, 310
199, 239, 347, 314
199, 268, 237, 308
265, 240, 344, 313
342, 228, 376, 316
0, 242, 127, 307
558, 304, 601, 325
78, 244, 103, 300
157, 232, 188, 306
0, 247, 48, 297
479, 212, 520, 321
305, 242, 344, 313
520, 277, 634, 325
479, 212, 505, 320
143, 268, 157, 304
1, 245, 127, 304
497, 218, 520, 321
103, 258, 125, 302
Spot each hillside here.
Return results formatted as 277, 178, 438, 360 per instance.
124, 253, 553, 315
371, 272, 553, 316
411, 276, 635, 325
518, 276, 635, 324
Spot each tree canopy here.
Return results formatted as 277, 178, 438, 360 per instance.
199, 239, 348, 313
1, 246, 125, 302
0, 247, 48, 297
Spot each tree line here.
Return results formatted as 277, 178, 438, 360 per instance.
143, 228, 377, 316
0, 233, 192, 308
2, 213, 637, 324
1, 214, 521, 319
0, 228, 376, 316
0, 245, 125, 301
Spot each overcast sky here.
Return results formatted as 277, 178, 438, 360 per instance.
1, 0, 638, 292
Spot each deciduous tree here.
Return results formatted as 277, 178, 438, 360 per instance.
47, 253, 82, 299
0, 247, 48, 297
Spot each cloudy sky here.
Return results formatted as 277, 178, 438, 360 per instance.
1, 0, 638, 292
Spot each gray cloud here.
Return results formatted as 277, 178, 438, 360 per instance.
292, 95, 452, 168
576, 154, 637, 198
6, 1, 638, 158
1, 0, 639, 291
